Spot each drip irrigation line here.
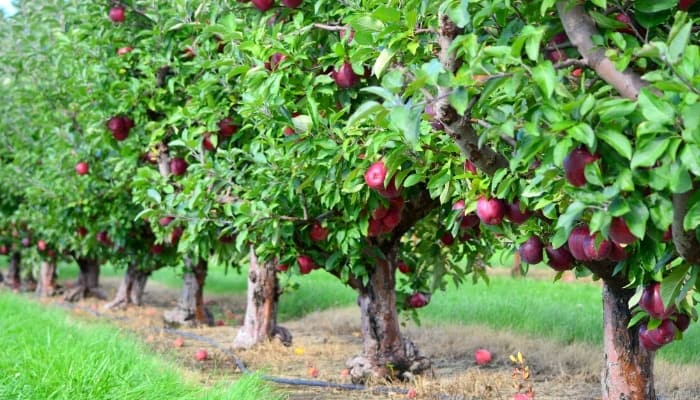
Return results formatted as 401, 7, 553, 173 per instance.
53, 300, 413, 396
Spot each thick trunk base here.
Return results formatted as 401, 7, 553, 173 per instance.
36, 260, 59, 298
5, 252, 21, 290
233, 248, 291, 349
347, 258, 431, 383
601, 282, 655, 400
64, 259, 106, 302
163, 259, 212, 327
104, 264, 150, 310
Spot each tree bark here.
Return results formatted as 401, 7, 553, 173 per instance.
64, 258, 107, 302
233, 247, 291, 349
104, 263, 151, 310
5, 252, 21, 290
163, 258, 212, 327
35, 260, 58, 297
601, 282, 656, 400
346, 253, 430, 383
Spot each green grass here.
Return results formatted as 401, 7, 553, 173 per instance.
0, 291, 282, 400
49, 261, 700, 364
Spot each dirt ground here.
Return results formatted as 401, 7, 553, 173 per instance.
12, 275, 700, 400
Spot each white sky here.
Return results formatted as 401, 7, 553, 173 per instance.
0, 0, 17, 16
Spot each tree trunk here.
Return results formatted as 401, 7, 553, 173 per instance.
64, 258, 107, 302
233, 247, 291, 349
23, 267, 37, 292
104, 263, 151, 310
36, 260, 58, 297
601, 282, 656, 400
5, 252, 21, 290
163, 258, 212, 327
347, 255, 431, 383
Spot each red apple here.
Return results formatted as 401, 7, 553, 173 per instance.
173, 338, 185, 348
563, 147, 599, 187
218, 117, 238, 137
109, 6, 125, 23
297, 255, 315, 274
364, 161, 388, 190
505, 201, 531, 224
464, 160, 477, 174
368, 217, 385, 237
170, 227, 184, 244
663, 227, 673, 242
372, 205, 389, 220
159, 216, 175, 227
476, 197, 506, 225
610, 217, 637, 245
609, 242, 628, 261
568, 226, 590, 261
75, 162, 89, 175
452, 200, 465, 211
382, 208, 402, 231
265, 52, 287, 71
614, 13, 635, 34
281, 0, 301, 8
276, 264, 289, 272
582, 235, 611, 261
440, 232, 455, 246
332, 61, 359, 89
170, 158, 188, 176
96, 231, 111, 246
107, 116, 134, 141
216, 320, 225, 327
309, 223, 328, 242
116, 46, 132, 55
646, 319, 677, 347
202, 133, 217, 151
408, 292, 428, 308
474, 348, 492, 366
76, 227, 88, 237
37, 240, 47, 252
307, 366, 319, 378
0, 245, 8, 255
673, 313, 691, 332
545, 245, 574, 271
150, 244, 163, 255
639, 283, 676, 319
679, 0, 695, 10
519, 236, 543, 264
397, 261, 411, 274
251, 0, 274, 11
461, 213, 480, 229
195, 348, 208, 361
639, 323, 662, 352
377, 177, 400, 199
572, 68, 582, 78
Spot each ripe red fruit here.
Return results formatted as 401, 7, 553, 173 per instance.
0, 245, 8, 255
364, 161, 388, 190
545, 245, 574, 271
645, 319, 677, 348
397, 261, 411, 274
440, 232, 455, 246
339, 26, 355, 43
307, 366, 319, 378
150, 244, 163, 255
582, 235, 611, 261
76, 227, 88, 237
173, 338, 185, 348
218, 118, 238, 137
281, 0, 302, 8
283, 126, 295, 136
452, 200, 465, 211
563, 147, 599, 187
408, 292, 428, 308
377, 178, 400, 199
170, 227, 184, 244
568, 226, 591, 261
75, 162, 89, 175
332, 61, 359, 89
609, 217, 637, 245
476, 197, 506, 225
96, 231, 111, 246
276, 264, 289, 272
372, 205, 389, 220
663, 227, 673, 242
116, 46, 133, 55
505, 201, 531, 224
614, 13, 635, 34
107, 116, 134, 141
679, 0, 695, 10
464, 160, 477, 174
382, 208, 402, 231
673, 313, 691, 332
368, 217, 384, 237
519, 236, 543, 264
474, 348, 492, 366
195, 348, 208, 361
297, 255, 315, 274
202, 133, 217, 151
608, 242, 628, 262
309, 223, 329, 242
461, 213, 480, 229
216, 320, 226, 327
159, 216, 175, 227
37, 240, 47, 252
251, 0, 274, 11
639, 283, 676, 319
109, 6, 125, 23
638, 324, 662, 352
265, 52, 287, 71
170, 158, 188, 176
183, 47, 196, 59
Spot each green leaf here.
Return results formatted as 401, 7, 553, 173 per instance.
681, 103, 700, 144
635, 0, 676, 13
567, 123, 596, 149
637, 88, 675, 125
446, 0, 471, 28
590, 0, 606, 9
660, 263, 691, 311
627, 198, 650, 239
347, 101, 382, 127
448, 87, 469, 116
372, 48, 395, 78
668, 21, 692, 64
389, 106, 421, 145
631, 137, 670, 169
683, 198, 700, 230
597, 129, 632, 160
595, 98, 637, 122
531, 61, 556, 99
402, 174, 423, 188
147, 189, 161, 204
668, 161, 692, 194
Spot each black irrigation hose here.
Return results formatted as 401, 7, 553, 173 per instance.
54, 301, 412, 396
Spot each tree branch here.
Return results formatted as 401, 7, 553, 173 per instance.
556, 1, 646, 100
435, 14, 509, 176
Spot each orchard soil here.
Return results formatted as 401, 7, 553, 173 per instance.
7, 274, 700, 400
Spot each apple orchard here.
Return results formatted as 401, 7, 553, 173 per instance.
1, 1, 699, 399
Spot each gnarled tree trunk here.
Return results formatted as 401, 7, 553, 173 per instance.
35, 260, 58, 297
5, 252, 21, 290
347, 253, 430, 383
163, 258, 212, 327
64, 258, 106, 302
601, 282, 655, 400
233, 247, 291, 349
104, 263, 151, 310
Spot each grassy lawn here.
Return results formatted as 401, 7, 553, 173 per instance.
0, 291, 281, 400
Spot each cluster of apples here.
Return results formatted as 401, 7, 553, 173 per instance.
638, 283, 691, 352
250, 0, 303, 12
364, 161, 407, 237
